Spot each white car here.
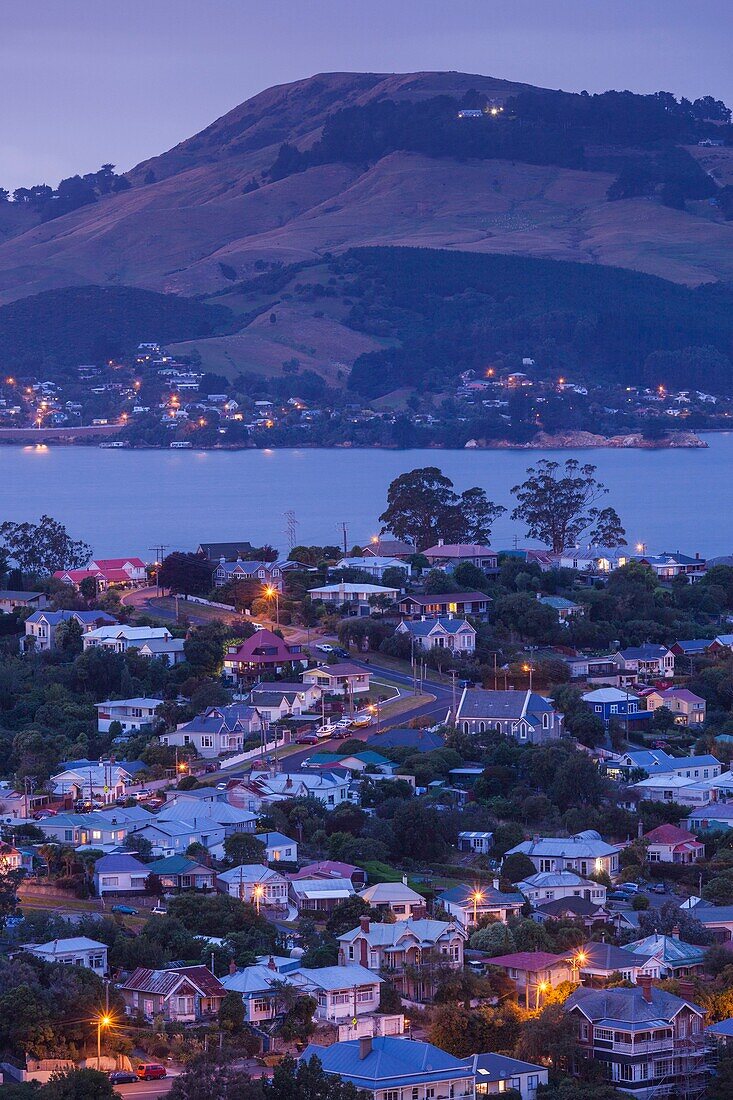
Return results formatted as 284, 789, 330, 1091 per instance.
315, 643, 334, 653
335, 717, 353, 729
316, 723, 338, 738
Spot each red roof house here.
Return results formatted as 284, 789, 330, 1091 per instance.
643, 824, 705, 865
223, 629, 306, 679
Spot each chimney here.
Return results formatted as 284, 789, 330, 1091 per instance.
671, 925, 680, 940
678, 978, 696, 1001
411, 903, 426, 921
267, 955, 277, 971
360, 937, 368, 967
359, 915, 371, 933
639, 975, 653, 1003
438, 538, 444, 547
229, 957, 237, 975
493, 878, 500, 891
359, 1036, 373, 1060
637, 819, 644, 839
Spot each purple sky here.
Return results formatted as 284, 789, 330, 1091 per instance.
2, 0, 730, 191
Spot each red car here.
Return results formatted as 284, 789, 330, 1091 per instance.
136, 1064, 166, 1081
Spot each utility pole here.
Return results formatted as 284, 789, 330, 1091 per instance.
449, 669, 458, 723
284, 510, 299, 552
339, 521, 348, 556
148, 545, 168, 595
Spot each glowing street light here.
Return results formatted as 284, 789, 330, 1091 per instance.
536, 980, 549, 1010
252, 882, 264, 914
263, 584, 280, 626
522, 663, 533, 691
471, 888, 484, 925
96, 1013, 112, 1070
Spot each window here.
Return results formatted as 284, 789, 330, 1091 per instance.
253, 998, 271, 1014
201, 736, 214, 749
542, 713, 549, 728
348, 946, 355, 961
383, 1091, 400, 1100
101, 876, 119, 887
594, 1028, 614, 1042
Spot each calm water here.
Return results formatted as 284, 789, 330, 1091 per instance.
1, 437, 731, 558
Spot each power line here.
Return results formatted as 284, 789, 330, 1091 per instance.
284, 510, 299, 552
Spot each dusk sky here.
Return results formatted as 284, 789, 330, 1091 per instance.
2, 0, 731, 191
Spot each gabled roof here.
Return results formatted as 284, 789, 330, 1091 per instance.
439, 884, 523, 907
360, 882, 424, 905
295, 964, 381, 991
643, 824, 700, 846
226, 630, 300, 663
565, 985, 703, 1025
400, 591, 490, 605
309, 661, 367, 676
624, 934, 706, 965
673, 639, 713, 654
339, 917, 462, 949
489, 951, 569, 970
398, 617, 474, 637
578, 942, 641, 971
94, 853, 148, 873
300, 1037, 469, 1089
146, 855, 214, 876
423, 543, 494, 558
517, 870, 596, 890
217, 864, 284, 885
472, 1053, 546, 1081
456, 688, 554, 720
617, 644, 671, 660
27, 937, 108, 955
508, 831, 617, 859
121, 965, 225, 998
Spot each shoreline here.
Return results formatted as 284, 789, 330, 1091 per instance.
0, 430, 708, 451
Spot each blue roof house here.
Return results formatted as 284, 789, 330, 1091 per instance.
300, 1036, 476, 1098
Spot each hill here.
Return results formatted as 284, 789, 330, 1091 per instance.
0, 70, 733, 314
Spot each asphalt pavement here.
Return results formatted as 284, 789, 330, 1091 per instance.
116, 1078, 176, 1099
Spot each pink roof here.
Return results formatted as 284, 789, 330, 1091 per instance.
91, 558, 146, 569
653, 688, 704, 704
290, 860, 359, 880
226, 629, 299, 665
644, 824, 697, 845
673, 841, 704, 853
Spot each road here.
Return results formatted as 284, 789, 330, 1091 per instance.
117, 1079, 176, 1100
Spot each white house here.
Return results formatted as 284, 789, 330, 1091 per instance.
234, 771, 351, 813
614, 645, 675, 680
93, 853, 150, 895
217, 865, 289, 911
50, 763, 132, 804
516, 870, 608, 906
83, 624, 173, 654
130, 817, 226, 859
308, 583, 400, 611
396, 616, 476, 654
506, 831, 620, 878
359, 881, 426, 919
158, 800, 258, 837
246, 682, 321, 722
136, 637, 186, 665
257, 831, 298, 862
162, 703, 262, 758
23, 609, 117, 653
302, 663, 371, 696
96, 697, 163, 734
332, 556, 407, 581
438, 883, 524, 929
22, 937, 108, 974
292, 965, 383, 1023
630, 775, 713, 806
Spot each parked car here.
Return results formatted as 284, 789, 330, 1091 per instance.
296, 733, 319, 745
618, 882, 640, 894
315, 643, 333, 653
136, 1064, 166, 1081
651, 882, 666, 894
608, 891, 631, 902
216, 782, 228, 790
352, 713, 372, 728
333, 647, 350, 658
316, 723, 339, 738
151, 904, 167, 915
335, 717, 353, 729
136, 789, 153, 801
111, 904, 138, 915
109, 1071, 138, 1084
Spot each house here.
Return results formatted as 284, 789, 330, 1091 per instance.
557, 545, 629, 574
533, 897, 612, 929
607, 750, 721, 783
145, 855, 216, 892
686, 903, 733, 942
614, 645, 675, 680
458, 831, 494, 855
630, 775, 713, 806
290, 860, 367, 890
564, 982, 707, 1098
96, 697, 163, 734
309, 583, 399, 614
120, 966, 226, 1022
130, 817, 226, 859
161, 702, 262, 758
581, 687, 650, 729
292, 965, 382, 1023
398, 592, 491, 620
455, 689, 564, 743
671, 639, 713, 664
422, 542, 498, 572
136, 637, 186, 665
359, 881, 426, 919
212, 557, 288, 591
642, 824, 705, 864
306, 750, 399, 777
217, 864, 289, 910
639, 552, 706, 584
196, 541, 260, 561
338, 915, 465, 1002
505, 830, 620, 878
332, 556, 407, 581
258, 831, 298, 863
223, 630, 307, 680
21, 937, 108, 974
157, 800, 258, 835
645, 688, 706, 727
302, 662, 371, 696
624, 934, 706, 978
516, 870, 607, 907
23, 609, 117, 652
575, 942, 645, 986
303, 1036, 476, 1097
0, 590, 46, 613
34, 806, 153, 848
82, 624, 172, 655
472, 1053, 548, 1100
234, 770, 350, 812
50, 763, 132, 804
685, 803, 733, 832
438, 883, 524, 929
706, 1017, 733, 1046
708, 634, 733, 656
396, 616, 476, 655
486, 952, 574, 1004
289, 876, 356, 914
219, 961, 293, 1025
362, 539, 415, 559
537, 595, 581, 622
246, 681, 321, 722
88, 557, 147, 585
93, 853, 150, 895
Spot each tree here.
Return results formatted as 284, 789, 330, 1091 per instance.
169, 1058, 263, 1100
0, 517, 91, 576
513, 1003, 578, 1069
218, 990, 245, 1033
379, 467, 504, 550
263, 1055, 364, 1100
470, 923, 516, 956
44, 1069, 116, 1100
325, 895, 372, 936
158, 552, 214, 596
223, 833, 266, 866
511, 460, 626, 553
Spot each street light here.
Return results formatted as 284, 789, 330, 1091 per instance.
96, 1014, 112, 1070
536, 980, 549, 1011
522, 663, 533, 691
253, 882, 264, 915
369, 699, 381, 734
471, 888, 484, 926
263, 584, 280, 626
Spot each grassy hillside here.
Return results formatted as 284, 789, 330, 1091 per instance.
342, 247, 733, 397
0, 286, 231, 375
